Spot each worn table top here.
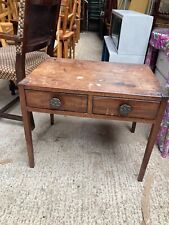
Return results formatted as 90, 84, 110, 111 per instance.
19, 58, 162, 100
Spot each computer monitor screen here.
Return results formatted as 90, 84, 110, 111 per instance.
110, 13, 122, 50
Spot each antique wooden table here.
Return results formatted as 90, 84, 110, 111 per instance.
19, 58, 168, 181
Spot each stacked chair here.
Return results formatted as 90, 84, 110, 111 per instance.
0, 0, 18, 47
0, 0, 61, 122
55, 0, 80, 58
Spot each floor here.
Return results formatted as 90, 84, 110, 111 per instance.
0, 32, 169, 225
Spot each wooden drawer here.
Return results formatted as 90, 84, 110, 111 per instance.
92, 96, 159, 119
25, 90, 88, 113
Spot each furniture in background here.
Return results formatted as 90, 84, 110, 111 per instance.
145, 28, 169, 157
80, 0, 88, 31
0, 0, 61, 122
128, 0, 149, 13
0, 0, 18, 47
19, 58, 167, 182
156, 49, 169, 158
118, 0, 129, 10
74, 0, 81, 42
99, 0, 117, 38
152, 0, 169, 29
55, 0, 77, 58
102, 10, 153, 64
87, 0, 104, 32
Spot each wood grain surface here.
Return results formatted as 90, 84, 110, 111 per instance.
19, 58, 162, 100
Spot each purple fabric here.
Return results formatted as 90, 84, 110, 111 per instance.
150, 28, 169, 60
146, 28, 169, 157
157, 101, 169, 158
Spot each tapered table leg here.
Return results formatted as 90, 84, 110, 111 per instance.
23, 111, 35, 168
138, 100, 167, 181
30, 112, 35, 130
19, 86, 34, 168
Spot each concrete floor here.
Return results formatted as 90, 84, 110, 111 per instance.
0, 32, 169, 225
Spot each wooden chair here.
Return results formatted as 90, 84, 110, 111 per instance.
0, 0, 61, 122
0, 0, 19, 47
99, 0, 117, 37
56, 0, 77, 58
8, 0, 19, 20
152, 0, 169, 28
0, 0, 12, 45
131, 0, 169, 133
0, 1, 12, 22
74, 0, 81, 43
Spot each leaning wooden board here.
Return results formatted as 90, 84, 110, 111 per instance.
19, 58, 168, 181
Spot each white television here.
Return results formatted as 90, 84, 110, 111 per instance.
102, 10, 153, 64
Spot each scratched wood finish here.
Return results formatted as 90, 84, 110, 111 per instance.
92, 96, 160, 119
20, 58, 162, 100
25, 90, 88, 113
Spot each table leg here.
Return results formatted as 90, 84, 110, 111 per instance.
30, 112, 35, 130
23, 111, 35, 168
131, 122, 136, 133
138, 100, 167, 182
50, 114, 54, 125
138, 124, 158, 181
19, 86, 34, 168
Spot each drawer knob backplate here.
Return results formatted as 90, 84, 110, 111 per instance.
50, 98, 61, 109
119, 104, 132, 116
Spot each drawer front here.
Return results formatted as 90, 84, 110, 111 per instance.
93, 96, 159, 119
25, 90, 88, 113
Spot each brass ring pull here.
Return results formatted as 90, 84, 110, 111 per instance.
50, 98, 61, 109
119, 104, 132, 116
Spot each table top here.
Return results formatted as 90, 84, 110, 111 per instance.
19, 58, 163, 100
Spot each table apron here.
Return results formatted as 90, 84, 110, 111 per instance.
26, 106, 157, 124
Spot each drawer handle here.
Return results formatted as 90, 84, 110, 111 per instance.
119, 104, 132, 116
50, 98, 61, 109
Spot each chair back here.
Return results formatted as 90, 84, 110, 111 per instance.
18, 0, 61, 55
15, 0, 61, 82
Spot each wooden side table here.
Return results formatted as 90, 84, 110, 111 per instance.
18, 58, 168, 181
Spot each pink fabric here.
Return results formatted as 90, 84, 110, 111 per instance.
146, 28, 169, 157
150, 28, 169, 59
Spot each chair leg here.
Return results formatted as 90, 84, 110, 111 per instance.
30, 112, 35, 130
50, 114, 54, 125
72, 35, 75, 59
131, 122, 137, 133
57, 41, 63, 58
9, 80, 17, 95
0, 96, 22, 121
63, 40, 68, 58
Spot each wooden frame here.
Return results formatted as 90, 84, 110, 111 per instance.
0, 0, 61, 122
